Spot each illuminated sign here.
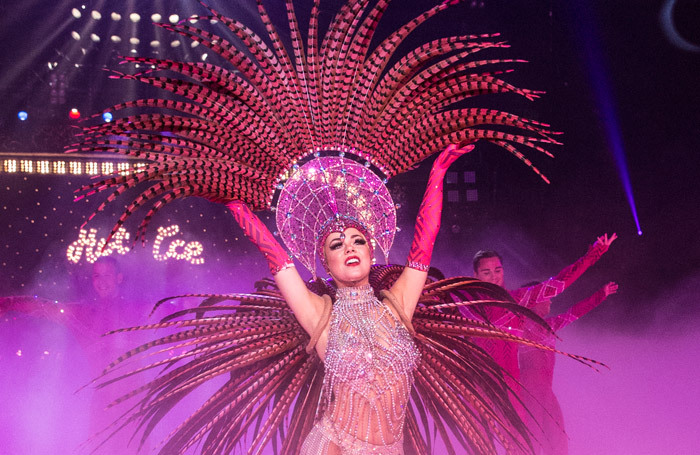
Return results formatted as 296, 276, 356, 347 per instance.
66, 224, 204, 265
1, 158, 146, 175
66, 227, 131, 264
152, 225, 204, 265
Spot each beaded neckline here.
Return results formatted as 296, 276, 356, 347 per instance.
336, 283, 375, 301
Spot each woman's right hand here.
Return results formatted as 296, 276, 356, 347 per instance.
226, 201, 294, 275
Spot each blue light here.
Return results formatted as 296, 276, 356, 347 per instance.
102, 112, 113, 122
576, 4, 642, 236
17, 111, 28, 121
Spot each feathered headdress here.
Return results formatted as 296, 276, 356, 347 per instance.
70, 0, 558, 272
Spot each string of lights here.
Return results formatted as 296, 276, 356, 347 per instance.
0, 153, 146, 176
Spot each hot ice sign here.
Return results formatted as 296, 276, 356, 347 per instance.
66, 225, 204, 265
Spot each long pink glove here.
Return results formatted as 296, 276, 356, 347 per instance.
406, 143, 474, 271
226, 201, 294, 275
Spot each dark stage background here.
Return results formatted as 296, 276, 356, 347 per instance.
0, 1, 699, 454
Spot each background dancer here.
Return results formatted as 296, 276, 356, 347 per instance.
519, 281, 619, 454
469, 234, 616, 408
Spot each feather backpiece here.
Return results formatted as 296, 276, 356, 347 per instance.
93, 264, 597, 455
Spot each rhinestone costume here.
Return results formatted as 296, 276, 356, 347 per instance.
300, 284, 419, 454
72, 0, 570, 451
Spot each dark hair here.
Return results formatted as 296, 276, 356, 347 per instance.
472, 250, 502, 273
93, 256, 122, 273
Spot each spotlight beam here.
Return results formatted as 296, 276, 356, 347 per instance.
576, 4, 643, 235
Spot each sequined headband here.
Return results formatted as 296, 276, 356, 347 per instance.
275, 154, 396, 278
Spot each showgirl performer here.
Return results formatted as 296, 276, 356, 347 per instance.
519, 281, 619, 454
470, 234, 617, 402
64, 1, 598, 453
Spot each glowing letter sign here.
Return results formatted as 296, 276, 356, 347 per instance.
152, 225, 204, 265
66, 224, 204, 265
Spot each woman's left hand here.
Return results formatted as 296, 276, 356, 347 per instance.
432, 142, 475, 173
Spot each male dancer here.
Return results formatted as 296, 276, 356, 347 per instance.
469, 234, 616, 414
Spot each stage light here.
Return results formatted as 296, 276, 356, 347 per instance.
111, 12, 121, 21
91, 10, 102, 20
150, 40, 160, 48
69, 161, 82, 174
129, 13, 141, 23
4, 160, 18, 173
110, 35, 121, 43
90, 33, 100, 42
102, 112, 113, 122
117, 162, 130, 175
201, 53, 208, 61
71, 31, 80, 40
71, 8, 81, 19
101, 162, 114, 175
85, 162, 98, 175
53, 161, 67, 174
17, 111, 28, 121
20, 160, 33, 173
37, 161, 50, 174
129, 37, 140, 45
578, 5, 643, 236
169, 14, 180, 24
151, 13, 162, 22
69, 108, 80, 119
171, 40, 181, 48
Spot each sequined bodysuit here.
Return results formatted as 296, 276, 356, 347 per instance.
300, 284, 420, 454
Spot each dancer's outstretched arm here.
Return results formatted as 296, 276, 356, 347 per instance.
512, 233, 617, 306
550, 281, 618, 332
391, 143, 474, 319
227, 202, 326, 337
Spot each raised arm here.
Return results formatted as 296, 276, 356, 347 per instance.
512, 233, 617, 306
550, 281, 618, 332
390, 143, 474, 319
226, 202, 326, 336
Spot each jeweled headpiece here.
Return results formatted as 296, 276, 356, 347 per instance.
275, 154, 395, 277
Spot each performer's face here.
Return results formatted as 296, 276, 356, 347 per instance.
475, 257, 504, 287
92, 260, 123, 300
323, 227, 371, 288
